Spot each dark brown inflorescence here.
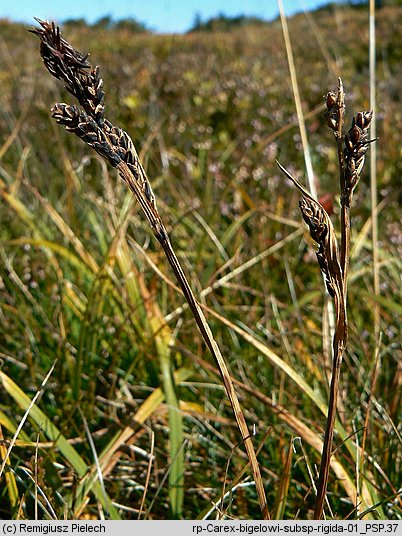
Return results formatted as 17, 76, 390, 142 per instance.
324, 81, 373, 207
343, 110, 373, 205
324, 90, 342, 132
275, 160, 342, 302
299, 197, 335, 298
33, 19, 158, 217
31, 19, 105, 126
51, 103, 114, 161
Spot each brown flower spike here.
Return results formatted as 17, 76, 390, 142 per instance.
343, 110, 373, 206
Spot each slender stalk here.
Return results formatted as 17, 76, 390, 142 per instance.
313, 304, 346, 519
335, 80, 349, 294
278, 0, 317, 200
118, 163, 270, 519
369, 0, 380, 343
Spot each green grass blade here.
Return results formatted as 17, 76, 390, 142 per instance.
155, 323, 184, 518
273, 439, 293, 519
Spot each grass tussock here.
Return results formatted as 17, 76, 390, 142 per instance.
0, 4, 401, 520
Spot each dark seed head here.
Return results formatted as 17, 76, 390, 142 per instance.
325, 91, 337, 110
355, 111, 373, 130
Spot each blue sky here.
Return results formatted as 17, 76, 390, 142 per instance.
0, 0, 343, 33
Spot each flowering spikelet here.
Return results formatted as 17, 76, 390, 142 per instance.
33, 19, 158, 220
343, 110, 373, 205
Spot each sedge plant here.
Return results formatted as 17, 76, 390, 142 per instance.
277, 78, 374, 519
31, 19, 269, 519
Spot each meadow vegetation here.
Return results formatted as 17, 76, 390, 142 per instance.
0, 3, 400, 520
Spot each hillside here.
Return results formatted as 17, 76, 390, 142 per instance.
0, 4, 400, 520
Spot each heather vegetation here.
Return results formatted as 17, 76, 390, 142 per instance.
0, 3, 400, 520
